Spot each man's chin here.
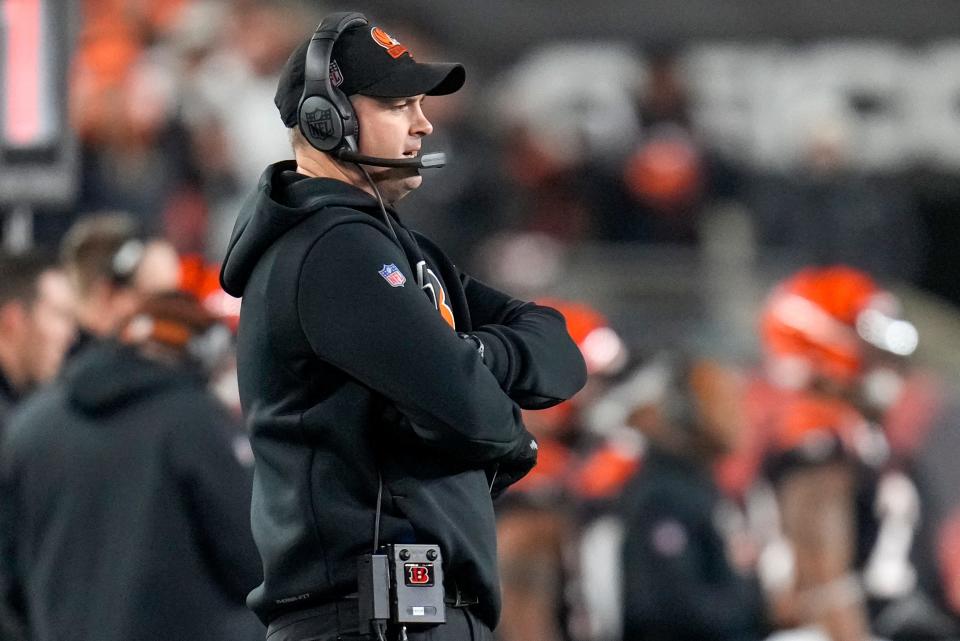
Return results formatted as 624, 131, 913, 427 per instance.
377, 171, 422, 203
394, 175, 423, 202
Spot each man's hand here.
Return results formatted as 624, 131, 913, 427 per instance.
489, 434, 538, 498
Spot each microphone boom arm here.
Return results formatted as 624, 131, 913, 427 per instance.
336, 149, 446, 169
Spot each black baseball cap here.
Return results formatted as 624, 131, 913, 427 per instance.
275, 23, 465, 128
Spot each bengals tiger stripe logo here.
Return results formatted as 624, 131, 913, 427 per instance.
417, 261, 455, 329
371, 27, 409, 59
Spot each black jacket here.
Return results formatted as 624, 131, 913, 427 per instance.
0, 343, 263, 641
0, 368, 19, 434
220, 161, 587, 628
0, 368, 26, 641
621, 447, 767, 641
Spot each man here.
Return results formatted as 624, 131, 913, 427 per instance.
494, 299, 629, 641
754, 266, 959, 641
0, 252, 75, 641
219, 12, 587, 641
0, 292, 263, 641
0, 252, 76, 431
620, 355, 770, 641
59, 212, 180, 358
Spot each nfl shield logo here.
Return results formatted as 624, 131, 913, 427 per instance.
379, 264, 406, 287
329, 60, 344, 87
305, 108, 334, 140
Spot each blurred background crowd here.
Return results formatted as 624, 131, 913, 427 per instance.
1, 0, 960, 640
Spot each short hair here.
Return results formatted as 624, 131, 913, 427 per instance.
60, 213, 140, 298
289, 126, 310, 155
0, 251, 58, 308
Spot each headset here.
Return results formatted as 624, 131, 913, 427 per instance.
110, 238, 145, 287
297, 12, 446, 169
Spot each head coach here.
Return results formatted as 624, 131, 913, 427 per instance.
219, 11, 587, 641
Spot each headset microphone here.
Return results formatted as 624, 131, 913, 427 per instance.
335, 150, 446, 169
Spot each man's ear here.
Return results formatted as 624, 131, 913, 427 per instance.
0, 300, 27, 335
87, 279, 114, 308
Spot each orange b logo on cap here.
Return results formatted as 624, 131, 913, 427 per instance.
371, 27, 409, 59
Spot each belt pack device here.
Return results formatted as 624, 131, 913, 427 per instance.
359, 544, 446, 631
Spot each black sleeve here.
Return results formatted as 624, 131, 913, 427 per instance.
622, 495, 766, 641
298, 222, 528, 464
460, 274, 587, 410
0, 453, 27, 638
168, 395, 262, 604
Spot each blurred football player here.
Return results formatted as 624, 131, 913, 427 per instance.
753, 266, 959, 641
496, 300, 627, 641
619, 354, 770, 641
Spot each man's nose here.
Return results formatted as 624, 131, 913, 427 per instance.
412, 106, 433, 137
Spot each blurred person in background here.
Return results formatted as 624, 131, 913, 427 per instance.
178, 254, 244, 415
619, 44, 745, 247
491, 44, 641, 245
0, 291, 262, 641
54, 0, 305, 255
619, 46, 708, 245
495, 300, 629, 641
0, 253, 75, 641
751, 266, 959, 641
753, 390, 877, 641
68, 0, 198, 241
620, 121, 707, 244
194, 0, 307, 190
489, 42, 734, 250
619, 354, 771, 641
182, 0, 310, 259
60, 213, 180, 359
0, 253, 75, 432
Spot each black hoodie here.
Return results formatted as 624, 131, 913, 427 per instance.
220, 161, 587, 629
0, 343, 263, 641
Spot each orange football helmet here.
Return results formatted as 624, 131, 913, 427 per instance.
539, 298, 626, 377
760, 266, 917, 390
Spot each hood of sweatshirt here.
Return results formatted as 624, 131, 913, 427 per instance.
65, 342, 199, 417
219, 160, 387, 297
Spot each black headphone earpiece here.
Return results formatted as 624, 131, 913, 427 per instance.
298, 12, 368, 154
110, 238, 145, 287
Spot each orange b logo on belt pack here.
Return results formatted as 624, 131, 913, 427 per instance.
404, 564, 434, 586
